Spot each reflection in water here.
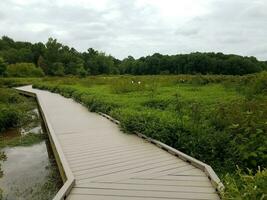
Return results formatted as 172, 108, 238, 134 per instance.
1, 108, 44, 140
0, 141, 62, 200
0, 103, 62, 200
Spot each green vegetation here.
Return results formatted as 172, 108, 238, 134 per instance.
0, 88, 37, 132
0, 36, 266, 77
6, 63, 44, 77
0, 57, 6, 76
0, 35, 266, 198
29, 72, 266, 198
223, 168, 267, 200
0, 133, 44, 148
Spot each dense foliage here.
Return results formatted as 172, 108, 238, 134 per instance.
6, 63, 44, 77
120, 53, 266, 75
0, 36, 266, 77
32, 73, 267, 174
0, 88, 35, 132
222, 168, 267, 200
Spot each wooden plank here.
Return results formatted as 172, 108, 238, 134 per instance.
73, 153, 171, 175
138, 175, 210, 181
67, 194, 190, 200
70, 188, 220, 200
67, 145, 159, 164
69, 148, 163, 171
75, 182, 216, 193
116, 178, 213, 187
77, 162, 190, 184
76, 159, 181, 183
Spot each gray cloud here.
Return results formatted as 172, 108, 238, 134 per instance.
0, 0, 266, 60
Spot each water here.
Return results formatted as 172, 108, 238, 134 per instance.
1, 108, 43, 140
0, 104, 62, 200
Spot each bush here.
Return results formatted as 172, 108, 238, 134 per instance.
210, 100, 267, 170
223, 168, 267, 200
250, 72, 267, 96
0, 107, 21, 132
6, 63, 44, 77
0, 57, 7, 76
0, 88, 35, 133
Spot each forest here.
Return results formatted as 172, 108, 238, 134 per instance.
0, 36, 266, 77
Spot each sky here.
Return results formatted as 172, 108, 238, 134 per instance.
0, 0, 266, 60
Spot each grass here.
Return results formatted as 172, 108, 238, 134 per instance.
0, 133, 45, 148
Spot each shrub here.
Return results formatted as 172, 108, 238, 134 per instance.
0, 107, 21, 132
0, 88, 35, 133
223, 168, 267, 200
210, 99, 267, 171
6, 63, 44, 77
0, 57, 7, 76
250, 72, 267, 96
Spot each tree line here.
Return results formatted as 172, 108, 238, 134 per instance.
0, 36, 266, 77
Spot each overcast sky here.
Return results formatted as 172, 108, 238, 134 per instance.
0, 0, 266, 60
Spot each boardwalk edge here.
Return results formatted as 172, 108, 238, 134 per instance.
16, 88, 75, 200
98, 111, 225, 194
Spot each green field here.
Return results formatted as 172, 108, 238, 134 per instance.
1, 73, 267, 199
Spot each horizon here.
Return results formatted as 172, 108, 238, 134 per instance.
0, 0, 266, 60
1, 35, 266, 62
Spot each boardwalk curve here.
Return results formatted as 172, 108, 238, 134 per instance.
16, 85, 222, 200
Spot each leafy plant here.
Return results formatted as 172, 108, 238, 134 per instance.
222, 168, 267, 200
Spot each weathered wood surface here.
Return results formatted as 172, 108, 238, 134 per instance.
17, 85, 221, 200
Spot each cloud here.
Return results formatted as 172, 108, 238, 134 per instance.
0, 0, 266, 60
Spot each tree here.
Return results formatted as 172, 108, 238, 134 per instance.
0, 57, 7, 76
51, 62, 65, 76
37, 55, 48, 74
0, 36, 266, 76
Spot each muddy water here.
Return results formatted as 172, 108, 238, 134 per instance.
0, 105, 62, 200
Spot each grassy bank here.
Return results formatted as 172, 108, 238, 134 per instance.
0, 133, 44, 148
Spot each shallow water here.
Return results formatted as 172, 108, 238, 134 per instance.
1, 108, 43, 140
0, 102, 62, 200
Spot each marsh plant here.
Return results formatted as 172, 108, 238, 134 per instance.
27, 72, 267, 198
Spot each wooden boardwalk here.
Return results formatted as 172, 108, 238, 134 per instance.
16, 86, 222, 200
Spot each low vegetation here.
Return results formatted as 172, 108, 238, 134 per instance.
222, 168, 267, 200
26, 72, 266, 199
